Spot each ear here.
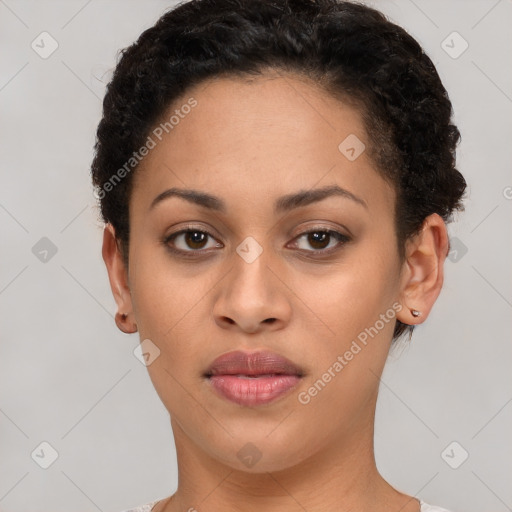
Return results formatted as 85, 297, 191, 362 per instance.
396, 213, 449, 326
102, 223, 137, 334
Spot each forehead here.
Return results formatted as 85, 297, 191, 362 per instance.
131, 72, 394, 216
165, 72, 367, 161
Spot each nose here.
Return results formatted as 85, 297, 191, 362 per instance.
212, 245, 292, 334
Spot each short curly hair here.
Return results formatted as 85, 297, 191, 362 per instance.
91, 0, 466, 339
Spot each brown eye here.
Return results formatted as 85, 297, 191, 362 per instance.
165, 229, 222, 254
290, 229, 350, 254
183, 230, 208, 249
306, 231, 330, 249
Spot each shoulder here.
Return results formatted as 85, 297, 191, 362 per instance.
118, 501, 158, 512
420, 501, 454, 512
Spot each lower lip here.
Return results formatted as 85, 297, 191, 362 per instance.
207, 374, 301, 406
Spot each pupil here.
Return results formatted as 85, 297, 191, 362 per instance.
186, 231, 207, 249
309, 231, 329, 249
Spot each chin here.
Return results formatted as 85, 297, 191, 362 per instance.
206, 431, 319, 475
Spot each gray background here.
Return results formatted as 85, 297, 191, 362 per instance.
0, 1, 511, 511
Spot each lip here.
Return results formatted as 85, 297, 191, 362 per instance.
204, 350, 304, 407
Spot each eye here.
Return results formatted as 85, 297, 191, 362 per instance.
163, 226, 350, 258
164, 228, 223, 255
288, 229, 350, 254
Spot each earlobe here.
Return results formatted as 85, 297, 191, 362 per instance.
396, 213, 449, 326
114, 311, 137, 334
102, 224, 138, 334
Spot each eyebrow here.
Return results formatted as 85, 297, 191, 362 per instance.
149, 184, 367, 213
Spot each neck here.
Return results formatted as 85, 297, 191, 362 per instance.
159, 412, 419, 512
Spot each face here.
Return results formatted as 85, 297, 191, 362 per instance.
104, 71, 440, 473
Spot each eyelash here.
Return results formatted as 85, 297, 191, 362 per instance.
163, 225, 351, 259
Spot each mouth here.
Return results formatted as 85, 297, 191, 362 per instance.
204, 350, 304, 407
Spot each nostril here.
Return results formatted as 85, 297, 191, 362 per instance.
263, 318, 276, 324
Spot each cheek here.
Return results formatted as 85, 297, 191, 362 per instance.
129, 259, 209, 411
296, 250, 399, 335
129, 242, 209, 337
128, 246, 221, 387
290, 264, 399, 431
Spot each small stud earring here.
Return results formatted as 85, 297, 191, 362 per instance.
411, 309, 421, 317
115, 311, 138, 334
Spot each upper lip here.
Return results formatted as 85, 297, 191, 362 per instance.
204, 350, 304, 377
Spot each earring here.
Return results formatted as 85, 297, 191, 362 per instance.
115, 311, 138, 333
411, 309, 422, 317
115, 312, 128, 325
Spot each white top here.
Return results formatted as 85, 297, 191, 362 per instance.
120, 499, 453, 512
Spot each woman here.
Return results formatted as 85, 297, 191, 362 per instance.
91, 0, 466, 510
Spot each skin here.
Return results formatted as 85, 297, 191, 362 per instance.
102, 71, 448, 512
